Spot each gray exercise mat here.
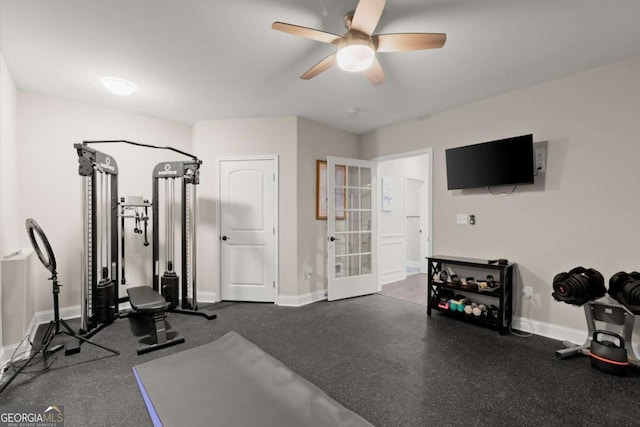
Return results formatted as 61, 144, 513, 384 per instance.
133, 331, 373, 427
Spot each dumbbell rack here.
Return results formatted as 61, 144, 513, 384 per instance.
427, 255, 514, 335
555, 295, 640, 368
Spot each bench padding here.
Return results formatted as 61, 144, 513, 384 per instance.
127, 286, 169, 313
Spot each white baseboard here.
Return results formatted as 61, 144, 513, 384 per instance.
512, 316, 587, 344
197, 291, 218, 303
1, 305, 81, 373
32, 305, 81, 329
0, 339, 32, 373
278, 290, 327, 307
380, 269, 406, 285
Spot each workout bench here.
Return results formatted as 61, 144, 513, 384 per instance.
127, 286, 185, 355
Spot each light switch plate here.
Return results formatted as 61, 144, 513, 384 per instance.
456, 214, 468, 225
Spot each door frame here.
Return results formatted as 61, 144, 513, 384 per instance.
373, 147, 433, 279
216, 155, 280, 303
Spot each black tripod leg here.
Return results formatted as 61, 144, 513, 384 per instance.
55, 318, 80, 355
59, 318, 77, 335
36, 322, 62, 355
59, 319, 119, 355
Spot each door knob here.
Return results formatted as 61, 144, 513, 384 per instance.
221, 235, 229, 241
329, 236, 338, 242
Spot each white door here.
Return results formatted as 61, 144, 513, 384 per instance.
405, 178, 424, 273
419, 178, 429, 273
327, 156, 377, 301
219, 157, 277, 302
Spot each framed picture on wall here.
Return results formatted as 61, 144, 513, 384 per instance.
316, 160, 346, 220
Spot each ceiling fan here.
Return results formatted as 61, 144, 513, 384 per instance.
272, 0, 446, 85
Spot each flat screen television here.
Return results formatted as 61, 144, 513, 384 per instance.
445, 134, 534, 190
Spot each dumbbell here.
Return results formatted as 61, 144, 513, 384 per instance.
553, 267, 605, 303
609, 271, 640, 306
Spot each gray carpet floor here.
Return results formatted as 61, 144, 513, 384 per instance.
2, 294, 639, 426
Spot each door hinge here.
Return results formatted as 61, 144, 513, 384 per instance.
273, 227, 275, 234
273, 281, 275, 288
273, 174, 275, 181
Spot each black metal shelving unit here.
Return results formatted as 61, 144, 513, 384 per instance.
427, 255, 514, 334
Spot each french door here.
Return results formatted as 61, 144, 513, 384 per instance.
327, 157, 377, 301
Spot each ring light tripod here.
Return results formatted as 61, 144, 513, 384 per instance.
0, 219, 119, 394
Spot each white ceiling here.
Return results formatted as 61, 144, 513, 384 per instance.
1, 0, 639, 135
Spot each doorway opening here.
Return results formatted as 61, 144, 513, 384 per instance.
374, 148, 432, 305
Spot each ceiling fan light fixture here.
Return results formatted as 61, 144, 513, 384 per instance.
100, 76, 138, 96
336, 43, 375, 72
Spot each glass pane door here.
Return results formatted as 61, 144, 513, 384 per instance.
327, 157, 377, 301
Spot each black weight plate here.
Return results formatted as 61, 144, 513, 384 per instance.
553, 272, 569, 284
609, 271, 629, 296
569, 266, 586, 275
630, 282, 640, 305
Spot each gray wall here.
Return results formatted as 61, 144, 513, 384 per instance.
15, 92, 193, 312
192, 117, 299, 298
296, 117, 360, 297
192, 116, 361, 301
3, 51, 639, 351
0, 52, 19, 350
360, 55, 640, 337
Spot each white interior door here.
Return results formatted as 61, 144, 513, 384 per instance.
327, 156, 377, 301
405, 178, 424, 273
219, 157, 277, 302
419, 178, 429, 273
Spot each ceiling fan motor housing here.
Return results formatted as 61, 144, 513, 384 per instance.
337, 31, 376, 72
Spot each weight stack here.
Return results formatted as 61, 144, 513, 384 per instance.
161, 271, 179, 309
95, 279, 115, 323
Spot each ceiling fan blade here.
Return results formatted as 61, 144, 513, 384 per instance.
301, 53, 337, 80
374, 33, 447, 52
363, 57, 386, 86
272, 22, 342, 44
350, 0, 386, 35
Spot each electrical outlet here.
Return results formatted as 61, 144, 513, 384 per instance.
456, 214, 468, 225
535, 148, 546, 173
305, 267, 313, 280
523, 286, 533, 299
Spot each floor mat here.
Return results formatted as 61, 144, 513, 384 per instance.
133, 331, 372, 427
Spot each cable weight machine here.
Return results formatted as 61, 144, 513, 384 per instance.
77, 140, 216, 324
153, 161, 216, 319
75, 143, 119, 334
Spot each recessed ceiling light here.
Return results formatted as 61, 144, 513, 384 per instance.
100, 76, 138, 96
